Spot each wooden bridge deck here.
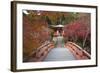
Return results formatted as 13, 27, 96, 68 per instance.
43, 47, 76, 61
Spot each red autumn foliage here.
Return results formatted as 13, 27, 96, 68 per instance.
63, 19, 90, 42
23, 14, 50, 58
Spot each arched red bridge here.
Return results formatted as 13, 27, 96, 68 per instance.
24, 39, 90, 62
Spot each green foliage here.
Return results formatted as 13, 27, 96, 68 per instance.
45, 16, 52, 25
26, 11, 79, 26
64, 12, 79, 24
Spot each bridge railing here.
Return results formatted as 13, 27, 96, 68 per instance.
26, 41, 54, 62
65, 42, 91, 60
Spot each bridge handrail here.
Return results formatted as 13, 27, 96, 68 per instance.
29, 41, 51, 56
83, 50, 91, 59
26, 41, 54, 62
66, 42, 91, 59
36, 41, 50, 52
67, 42, 83, 50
